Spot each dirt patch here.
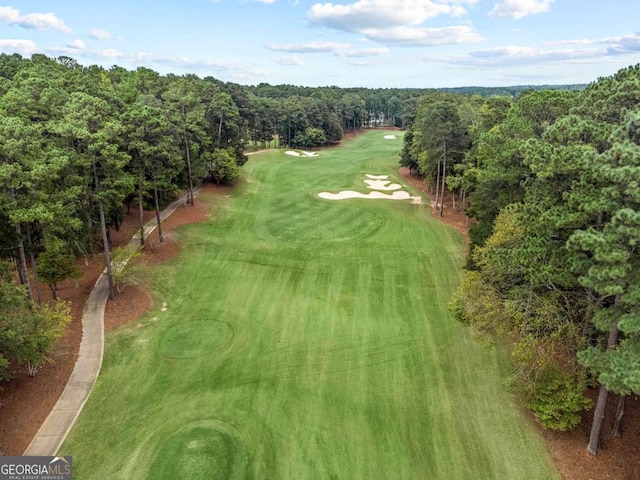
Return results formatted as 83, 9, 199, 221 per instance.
104, 285, 153, 331
399, 167, 471, 244
541, 392, 640, 480
143, 191, 212, 263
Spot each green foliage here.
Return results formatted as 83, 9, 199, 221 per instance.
453, 204, 593, 429
0, 353, 9, 382
514, 364, 591, 431
414, 99, 470, 182
208, 148, 241, 185
37, 236, 82, 299
453, 66, 640, 439
449, 270, 510, 343
293, 126, 326, 148
0, 261, 71, 378
579, 338, 640, 395
110, 244, 147, 293
18, 300, 72, 376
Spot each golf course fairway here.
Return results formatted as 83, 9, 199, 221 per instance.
62, 130, 560, 479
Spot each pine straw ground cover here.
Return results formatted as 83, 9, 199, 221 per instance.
61, 131, 559, 479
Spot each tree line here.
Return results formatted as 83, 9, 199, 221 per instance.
0, 53, 442, 384
401, 64, 640, 454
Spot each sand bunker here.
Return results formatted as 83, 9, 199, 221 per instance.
364, 179, 402, 191
285, 150, 319, 157
384, 135, 397, 140
319, 190, 417, 201
365, 174, 389, 180
319, 174, 421, 203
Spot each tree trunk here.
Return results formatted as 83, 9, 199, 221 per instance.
10, 188, 33, 301
26, 227, 41, 305
93, 162, 115, 300
586, 318, 620, 455
435, 158, 441, 209
182, 106, 194, 206
13, 255, 22, 285
98, 199, 116, 301
612, 395, 626, 438
439, 145, 447, 218
138, 171, 145, 249
48, 282, 57, 300
154, 186, 163, 243
15, 223, 33, 301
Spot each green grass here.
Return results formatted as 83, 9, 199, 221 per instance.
62, 130, 560, 479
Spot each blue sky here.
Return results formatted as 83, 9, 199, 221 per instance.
1, 0, 640, 88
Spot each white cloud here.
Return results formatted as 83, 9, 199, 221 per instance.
466, 45, 600, 64
274, 56, 304, 65
255, 0, 276, 3
307, 0, 482, 46
0, 38, 38, 55
544, 32, 640, 53
0, 6, 20, 23
345, 47, 388, 56
266, 41, 389, 56
362, 25, 483, 46
424, 33, 640, 68
86, 48, 125, 59
89, 28, 116, 41
488, 0, 553, 19
308, 0, 466, 32
0, 6, 71, 33
267, 41, 352, 54
67, 39, 86, 50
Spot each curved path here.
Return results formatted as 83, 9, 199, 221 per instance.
24, 192, 198, 456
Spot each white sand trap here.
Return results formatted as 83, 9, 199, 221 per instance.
285, 150, 319, 157
365, 174, 389, 180
319, 190, 420, 202
384, 135, 397, 140
364, 179, 402, 191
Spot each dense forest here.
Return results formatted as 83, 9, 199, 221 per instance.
400, 64, 640, 454
0, 52, 637, 456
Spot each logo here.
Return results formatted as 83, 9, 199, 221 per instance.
0, 456, 72, 480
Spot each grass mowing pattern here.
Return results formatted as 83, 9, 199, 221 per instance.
63, 131, 559, 479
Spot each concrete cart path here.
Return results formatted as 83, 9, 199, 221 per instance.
24, 191, 199, 456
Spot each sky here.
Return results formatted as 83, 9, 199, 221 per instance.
1, 0, 640, 88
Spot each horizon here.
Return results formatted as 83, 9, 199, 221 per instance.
1, 1, 639, 89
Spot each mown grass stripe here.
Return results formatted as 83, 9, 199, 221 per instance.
63, 131, 559, 480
